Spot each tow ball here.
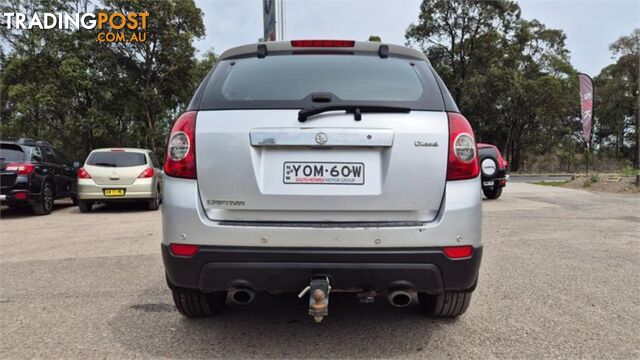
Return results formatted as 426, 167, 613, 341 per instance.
298, 277, 331, 323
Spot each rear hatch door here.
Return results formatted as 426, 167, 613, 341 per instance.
196, 110, 448, 222
0, 144, 26, 191
84, 150, 148, 186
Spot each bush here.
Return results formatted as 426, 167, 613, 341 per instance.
590, 173, 600, 183
621, 165, 638, 176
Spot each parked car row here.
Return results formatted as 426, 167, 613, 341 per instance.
0, 138, 162, 215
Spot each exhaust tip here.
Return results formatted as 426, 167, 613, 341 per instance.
388, 289, 413, 307
229, 287, 255, 305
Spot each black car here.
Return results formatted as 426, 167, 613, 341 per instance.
478, 143, 508, 199
0, 139, 79, 215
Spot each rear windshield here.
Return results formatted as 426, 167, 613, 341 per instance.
199, 53, 445, 110
478, 147, 498, 159
86, 151, 147, 167
0, 144, 25, 162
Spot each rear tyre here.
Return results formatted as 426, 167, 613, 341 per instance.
78, 200, 93, 213
483, 187, 502, 199
32, 183, 54, 215
418, 291, 473, 318
148, 193, 160, 211
71, 195, 79, 206
171, 288, 226, 317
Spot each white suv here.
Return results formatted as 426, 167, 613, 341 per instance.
162, 40, 482, 322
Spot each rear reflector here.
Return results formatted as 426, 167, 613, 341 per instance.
169, 243, 199, 257
443, 246, 473, 259
14, 191, 27, 200
138, 167, 155, 178
291, 40, 355, 48
6, 163, 35, 175
77, 167, 92, 179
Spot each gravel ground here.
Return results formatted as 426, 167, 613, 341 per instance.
1, 183, 639, 359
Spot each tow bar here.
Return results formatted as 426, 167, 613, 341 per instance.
298, 277, 331, 323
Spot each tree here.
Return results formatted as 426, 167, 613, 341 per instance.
406, 0, 521, 105
101, 0, 205, 153
406, 0, 576, 171
1, 0, 209, 161
368, 35, 381, 42
596, 29, 639, 185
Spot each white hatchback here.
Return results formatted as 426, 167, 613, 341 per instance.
77, 148, 163, 212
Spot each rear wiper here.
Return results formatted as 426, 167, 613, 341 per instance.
298, 105, 411, 122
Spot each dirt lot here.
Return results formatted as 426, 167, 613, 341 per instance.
562, 174, 640, 194
1, 183, 639, 359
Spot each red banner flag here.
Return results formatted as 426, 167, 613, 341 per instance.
578, 73, 594, 147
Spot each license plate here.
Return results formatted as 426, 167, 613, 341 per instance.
483, 181, 494, 186
103, 189, 125, 197
283, 162, 365, 185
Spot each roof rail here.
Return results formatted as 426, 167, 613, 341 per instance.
36, 140, 53, 147
16, 138, 53, 147
17, 138, 36, 145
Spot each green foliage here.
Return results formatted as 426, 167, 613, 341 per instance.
368, 35, 381, 42
590, 173, 600, 183
1, 0, 212, 161
621, 165, 638, 176
405, 0, 635, 173
593, 29, 639, 175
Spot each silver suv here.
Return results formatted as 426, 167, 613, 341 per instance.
162, 40, 482, 322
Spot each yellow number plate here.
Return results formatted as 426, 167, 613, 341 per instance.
103, 189, 125, 197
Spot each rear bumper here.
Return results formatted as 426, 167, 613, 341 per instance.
482, 169, 508, 188
162, 245, 482, 293
162, 176, 482, 249
77, 178, 156, 200
0, 189, 40, 204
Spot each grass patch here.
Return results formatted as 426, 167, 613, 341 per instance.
531, 181, 569, 187
621, 165, 639, 176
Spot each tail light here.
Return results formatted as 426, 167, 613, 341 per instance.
77, 167, 92, 179
291, 40, 355, 47
164, 111, 197, 179
138, 167, 155, 178
6, 163, 35, 175
443, 246, 473, 259
169, 243, 199, 257
447, 113, 479, 181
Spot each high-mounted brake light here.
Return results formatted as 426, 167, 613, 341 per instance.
291, 40, 355, 48
110, 149, 125, 152
447, 113, 480, 181
169, 243, 199, 257
164, 111, 197, 179
77, 167, 92, 179
6, 163, 35, 175
138, 167, 155, 178
443, 246, 473, 259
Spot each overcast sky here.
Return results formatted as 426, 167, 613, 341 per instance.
193, 0, 639, 76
